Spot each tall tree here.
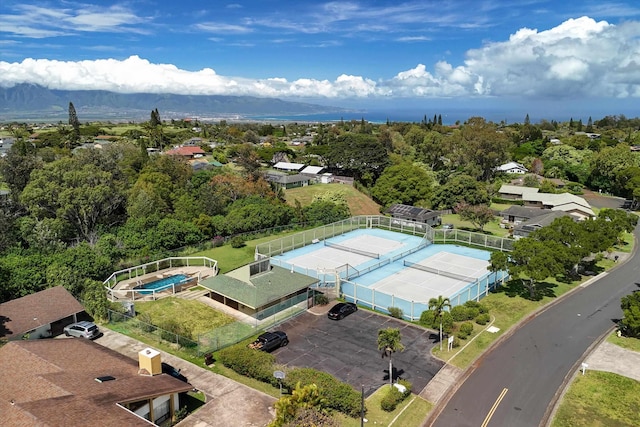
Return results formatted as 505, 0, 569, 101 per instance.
620, 291, 640, 338
68, 101, 80, 144
370, 162, 434, 207
428, 296, 451, 350
450, 117, 513, 181
377, 328, 405, 387
454, 202, 495, 232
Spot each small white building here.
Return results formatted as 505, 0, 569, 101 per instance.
496, 162, 528, 174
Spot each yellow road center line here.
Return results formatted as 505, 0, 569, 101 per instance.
481, 388, 508, 427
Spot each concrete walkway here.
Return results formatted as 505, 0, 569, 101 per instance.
585, 340, 640, 381
95, 329, 276, 427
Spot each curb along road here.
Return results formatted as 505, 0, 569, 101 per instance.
423, 224, 639, 427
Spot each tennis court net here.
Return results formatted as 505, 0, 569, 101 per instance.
324, 241, 380, 259
403, 260, 475, 282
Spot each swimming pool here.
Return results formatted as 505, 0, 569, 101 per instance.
134, 274, 189, 295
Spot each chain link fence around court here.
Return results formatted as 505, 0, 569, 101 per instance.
255, 215, 513, 259
341, 269, 509, 321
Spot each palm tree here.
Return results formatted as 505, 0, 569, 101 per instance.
377, 328, 405, 387
428, 295, 452, 350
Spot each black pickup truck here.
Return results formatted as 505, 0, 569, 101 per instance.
248, 331, 289, 352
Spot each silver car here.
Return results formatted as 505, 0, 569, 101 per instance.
63, 321, 100, 339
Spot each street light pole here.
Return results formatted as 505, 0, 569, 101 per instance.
439, 312, 443, 351
361, 385, 365, 427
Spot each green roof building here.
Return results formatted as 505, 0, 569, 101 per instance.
200, 261, 319, 319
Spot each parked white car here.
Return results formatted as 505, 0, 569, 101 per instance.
63, 321, 100, 339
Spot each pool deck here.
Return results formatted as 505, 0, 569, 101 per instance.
108, 266, 216, 301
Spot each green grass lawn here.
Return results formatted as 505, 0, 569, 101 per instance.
336, 385, 432, 427
190, 229, 310, 273
552, 371, 640, 427
607, 332, 640, 352
134, 297, 236, 336
440, 213, 510, 237
432, 277, 577, 368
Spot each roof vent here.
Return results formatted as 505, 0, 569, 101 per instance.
95, 375, 116, 383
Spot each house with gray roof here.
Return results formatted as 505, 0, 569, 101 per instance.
385, 204, 442, 226
497, 184, 594, 220
264, 172, 310, 190
499, 205, 547, 225
513, 211, 570, 239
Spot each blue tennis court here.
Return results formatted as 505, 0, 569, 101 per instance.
268, 227, 505, 319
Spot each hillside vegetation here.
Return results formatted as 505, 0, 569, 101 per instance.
283, 183, 381, 216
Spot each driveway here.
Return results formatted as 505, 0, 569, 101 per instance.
95, 329, 276, 427
272, 306, 444, 396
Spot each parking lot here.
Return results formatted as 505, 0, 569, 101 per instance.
272, 306, 444, 395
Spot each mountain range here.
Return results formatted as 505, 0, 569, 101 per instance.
0, 84, 351, 122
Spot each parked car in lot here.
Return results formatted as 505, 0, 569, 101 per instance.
161, 362, 189, 383
248, 331, 289, 352
63, 321, 100, 339
442, 223, 454, 230
327, 302, 357, 320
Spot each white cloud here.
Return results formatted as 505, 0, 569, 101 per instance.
1, 17, 640, 100
0, 4, 148, 37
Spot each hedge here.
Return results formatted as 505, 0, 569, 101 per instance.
218, 344, 277, 385
284, 368, 362, 417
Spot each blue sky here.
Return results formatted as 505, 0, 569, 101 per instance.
1, 1, 640, 120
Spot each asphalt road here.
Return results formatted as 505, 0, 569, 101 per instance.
272, 308, 444, 396
431, 223, 640, 427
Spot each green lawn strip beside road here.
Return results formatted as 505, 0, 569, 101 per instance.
432, 279, 576, 367
607, 333, 640, 352
283, 183, 382, 216
431, 230, 634, 368
337, 385, 432, 427
551, 371, 640, 427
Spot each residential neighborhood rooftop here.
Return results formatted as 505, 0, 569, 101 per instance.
0, 286, 85, 341
0, 339, 192, 426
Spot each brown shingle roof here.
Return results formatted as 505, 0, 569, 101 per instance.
0, 286, 85, 340
0, 339, 192, 426
165, 146, 206, 156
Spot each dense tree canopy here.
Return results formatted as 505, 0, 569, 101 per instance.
1, 113, 639, 317
370, 162, 434, 208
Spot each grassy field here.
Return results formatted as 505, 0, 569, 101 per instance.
190, 229, 306, 273
134, 297, 236, 336
283, 183, 381, 216
551, 371, 640, 427
440, 213, 510, 237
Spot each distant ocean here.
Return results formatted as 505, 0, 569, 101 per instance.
247, 108, 525, 125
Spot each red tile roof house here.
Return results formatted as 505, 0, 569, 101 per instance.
165, 146, 206, 158
0, 339, 193, 426
0, 286, 87, 341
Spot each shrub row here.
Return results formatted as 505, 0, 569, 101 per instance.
218, 343, 361, 417
218, 344, 277, 386
491, 197, 524, 206
284, 368, 362, 417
